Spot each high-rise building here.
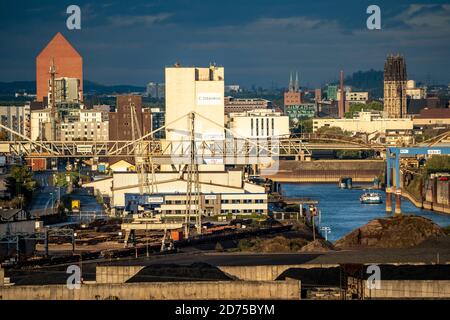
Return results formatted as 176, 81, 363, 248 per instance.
109, 95, 150, 142
36, 32, 83, 102
326, 85, 338, 101
108, 95, 151, 164
0, 104, 31, 140
146, 82, 165, 99
49, 77, 81, 103
384, 54, 407, 118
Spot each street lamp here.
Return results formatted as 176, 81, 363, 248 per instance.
320, 226, 331, 241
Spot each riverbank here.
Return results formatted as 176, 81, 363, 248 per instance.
280, 183, 450, 242
403, 184, 450, 215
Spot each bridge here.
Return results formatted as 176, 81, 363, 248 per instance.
0, 113, 384, 164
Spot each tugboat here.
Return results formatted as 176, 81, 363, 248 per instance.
360, 192, 382, 204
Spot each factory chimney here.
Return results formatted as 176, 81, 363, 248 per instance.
338, 70, 345, 118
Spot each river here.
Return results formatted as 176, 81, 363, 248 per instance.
281, 183, 450, 242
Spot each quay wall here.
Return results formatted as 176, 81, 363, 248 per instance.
0, 280, 301, 300
96, 266, 145, 284
404, 177, 450, 215
363, 280, 450, 299
264, 160, 384, 183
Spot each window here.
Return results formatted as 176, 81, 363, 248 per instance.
251, 118, 254, 136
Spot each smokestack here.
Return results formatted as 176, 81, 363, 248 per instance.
338, 70, 345, 118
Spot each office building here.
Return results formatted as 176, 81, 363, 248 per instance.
285, 104, 316, 124
49, 77, 81, 104
225, 85, 241, 93
59, 121, 109, 141
313, 111, 413, 134
109, 95, 151, 141
146, 82, 165, 99
227, 109, 289, 138
146, 107, 165, 139
406, 80, 426, 100
0, 105, 31, 140
224, 96, 271, 114
384, 54, 407, 118
30, 109, 51, 140
36, 32, 83, 102
337, 90, 369, 104
326, 85, 338, 101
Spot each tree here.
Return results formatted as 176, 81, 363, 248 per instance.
296, 119, 313, 134
6, 165, 37, 207
9, 165, 37, 193
345, 101, 383, 118
425, 155, 450, 174
315, 126, 348, 137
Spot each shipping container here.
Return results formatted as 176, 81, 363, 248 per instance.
31, 158, 47, 171
170, 230, 183, 241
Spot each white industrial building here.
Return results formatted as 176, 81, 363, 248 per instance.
313, 111, 413, 134
84, 170, 267, 215
227, 109, 290, 138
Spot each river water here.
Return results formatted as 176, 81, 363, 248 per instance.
281, 183, 450, 242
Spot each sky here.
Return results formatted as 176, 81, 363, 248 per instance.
0, 0, 449, 88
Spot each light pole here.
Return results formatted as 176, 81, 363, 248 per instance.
320, 226, 331, 242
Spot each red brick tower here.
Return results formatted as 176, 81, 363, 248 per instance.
36, 32, 83, 102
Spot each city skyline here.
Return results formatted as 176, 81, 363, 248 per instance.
0, 0, 449, 87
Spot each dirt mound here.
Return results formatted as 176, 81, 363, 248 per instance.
238, 236, 308, 253
127, 263, 232, 282
335, 215, 447, 249
300, 239, 335, 252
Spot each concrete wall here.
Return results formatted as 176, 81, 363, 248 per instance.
218, 264, 339, 281
96, 266, 145, 284
364, 280, 450, 299
0, 268, 4, 286
0, 280, 300, 300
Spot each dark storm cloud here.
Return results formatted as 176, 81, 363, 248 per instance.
0, 0, 449, 87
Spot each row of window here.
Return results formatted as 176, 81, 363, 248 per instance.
250, 118, 275, 137
162, 209, 265, 215
165, 199, 265, 205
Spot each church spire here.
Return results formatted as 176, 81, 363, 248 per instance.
289, 71, 293, 91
